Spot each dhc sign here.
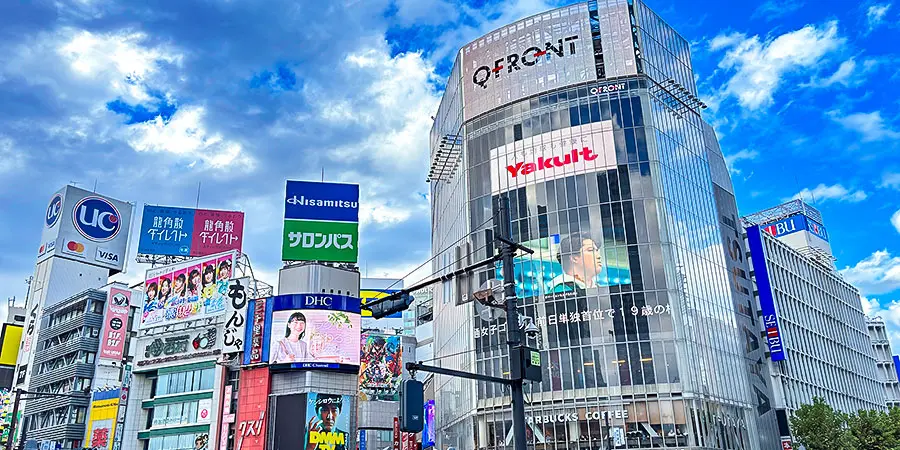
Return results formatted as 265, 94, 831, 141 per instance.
747, 225, 787, 362
762, 214, 828, 242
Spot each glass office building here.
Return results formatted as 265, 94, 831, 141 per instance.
428, 1, 779, 449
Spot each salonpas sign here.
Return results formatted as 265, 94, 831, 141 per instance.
282, 180, 359, 263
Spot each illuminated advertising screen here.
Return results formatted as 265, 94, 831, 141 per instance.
423, 400, 435, 448
141, 251, 236, 329
137, 205, 245, 257
267, 294, 361, 370
305, 393, 352, 450
359, 333, 402, 401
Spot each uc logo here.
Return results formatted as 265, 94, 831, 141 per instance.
46, 194, 62, 228
73, 196, 121, 242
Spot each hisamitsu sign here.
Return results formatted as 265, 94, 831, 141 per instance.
284, 181, 359, 222
282, 181, 360, 263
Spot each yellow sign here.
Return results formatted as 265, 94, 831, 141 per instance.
360, 289, 390, 318
85, 391, 120, 450
0, 325, 23, 366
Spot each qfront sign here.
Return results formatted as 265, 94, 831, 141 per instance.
37, 185, 134, 273
282, 181, 360, 263
746, 225, 787, 362
460, 3, 595, 120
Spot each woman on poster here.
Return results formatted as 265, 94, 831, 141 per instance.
273, 312, 309, 363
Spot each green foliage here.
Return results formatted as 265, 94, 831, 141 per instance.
791, 398, 900, 450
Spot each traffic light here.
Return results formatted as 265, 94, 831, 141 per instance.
400, 379, 424, 433
366, 292, 415, 319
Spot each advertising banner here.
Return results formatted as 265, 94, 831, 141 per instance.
141, 251, 236, 329
268, 294, 361, 369
137, 205, 245, 257
247, 298, 267, 365
99, 287, 131, 364
423, 400, 435, 448
282, 219, 359, 263
460, 3, 595, 121
37, 185, 134, 274
197, 398, 212, 424
85, 389, 120, 450
282, 181, 359, 263
135, 327, 221, 369
235, 368, 269, 450
747, 226, 787, 361
0, 324, 23, 366
223, 278, 250, 354
392, 418, 400, 450
359, 333, 402, 401
305, 393, 352, 450
761, 213, 829, 242
488, 122, 616, 195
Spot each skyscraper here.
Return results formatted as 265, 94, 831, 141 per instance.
428, 1, 779, 449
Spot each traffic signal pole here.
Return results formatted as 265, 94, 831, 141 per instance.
493, 196, 527, 450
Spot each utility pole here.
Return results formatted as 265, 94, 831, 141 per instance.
493, 196, 527, 450
5, 389, 21, 450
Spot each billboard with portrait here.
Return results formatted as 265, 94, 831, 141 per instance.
305, 393, 352, 450
359, 333, 402, 401
36, 185, 134, 274
137, 205, 245, 257
459, 3, 595, 121
267, 294, 361, 370
141, 251, 236, 329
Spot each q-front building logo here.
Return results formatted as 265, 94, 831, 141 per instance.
471, 35, 580, 90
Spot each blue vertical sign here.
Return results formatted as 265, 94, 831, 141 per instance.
359, 430, 367, 450
747, 225, 787, 362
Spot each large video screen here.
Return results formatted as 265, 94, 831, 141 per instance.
268, 294, 362, 370
305, 393, 352, 450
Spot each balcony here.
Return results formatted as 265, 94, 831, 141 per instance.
28, 363, 95, 391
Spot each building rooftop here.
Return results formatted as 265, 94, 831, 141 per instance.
741, 199, 824, 228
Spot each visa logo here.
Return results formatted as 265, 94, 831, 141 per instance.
96, 248, 120, 263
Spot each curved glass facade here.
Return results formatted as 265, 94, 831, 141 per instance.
428, 2, 778, 450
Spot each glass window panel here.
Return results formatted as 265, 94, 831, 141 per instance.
178, 434, 193, 450
631, 96, 644, 127
569, 106, 581, 126
162, 435, 178, 450
579, 103, 590, 124
156, 374, 169, 396
610, 98, 623, 128
621, 96, 634, 128
600, 99, 611, 121
588, 100, 600, 123
201, 368, 215, 390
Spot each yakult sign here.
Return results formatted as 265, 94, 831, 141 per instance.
489, 122, 616, 195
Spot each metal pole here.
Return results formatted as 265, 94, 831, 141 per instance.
5, 389, 21, 450
494, 197, 526, 450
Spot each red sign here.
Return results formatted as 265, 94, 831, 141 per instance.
781, 438, 793, 450
91, 427, 111, 448
402, 433, 416, 450
392, 418, 401, 450
250, 298, 266, 364
191, 209, 245, 256
99, 287, 131, 362
236, 367, 270, 450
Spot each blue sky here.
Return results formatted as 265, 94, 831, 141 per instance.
0, 0, 898, 346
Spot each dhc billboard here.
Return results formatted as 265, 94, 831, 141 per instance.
761, 214, 828, 242
747, 225, 787, 362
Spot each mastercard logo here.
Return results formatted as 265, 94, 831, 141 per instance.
66, 241, 85, 253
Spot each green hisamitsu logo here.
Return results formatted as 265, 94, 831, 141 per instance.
282, 219, 359, 263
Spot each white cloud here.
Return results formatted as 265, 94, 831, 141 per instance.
123, 105, 253, 170
724, 149, 758, 174
804, 58, 858, 87
840, 250, 900, 295
828, 110, 900, 142
892, 210, 900, 234
0, 136, 25, 174
785, 183, 867, 203
709, 21, 844, 110
867, 4, 892, 31
881, 172, 900, 190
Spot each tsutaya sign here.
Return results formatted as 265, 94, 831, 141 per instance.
526, 409, 628, 424
489, 123, 616, 195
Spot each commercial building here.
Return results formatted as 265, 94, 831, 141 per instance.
743, 203, 884, 443
428, 1, 779, 449
17, 284, 139, 450
866, 316, 900, 408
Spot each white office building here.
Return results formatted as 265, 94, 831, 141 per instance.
866, 316, 900, 408
743, 202, 884, 442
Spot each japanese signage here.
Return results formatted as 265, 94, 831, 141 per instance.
248, 298, 267, 365
135, 328, 221, 368
223, 278, 250, 354
282, 181, 359, 263
138, 205, 245, 257
423, 401, 435, 448
747, 225, 787, 362
460, 3, 595, 120
99, 287, 131, 364
84, 389, 120, 450
141, 251, 235, 329
305, 393, 352, 450
392, 418, 400, 450
219, 385, 234, 450
359, 333, 402, 401
489, 123, 616, 195
37, 185, 134, 273
267, 294, 361, 370
236, 367, 269, 450
197, 398, 212, 424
